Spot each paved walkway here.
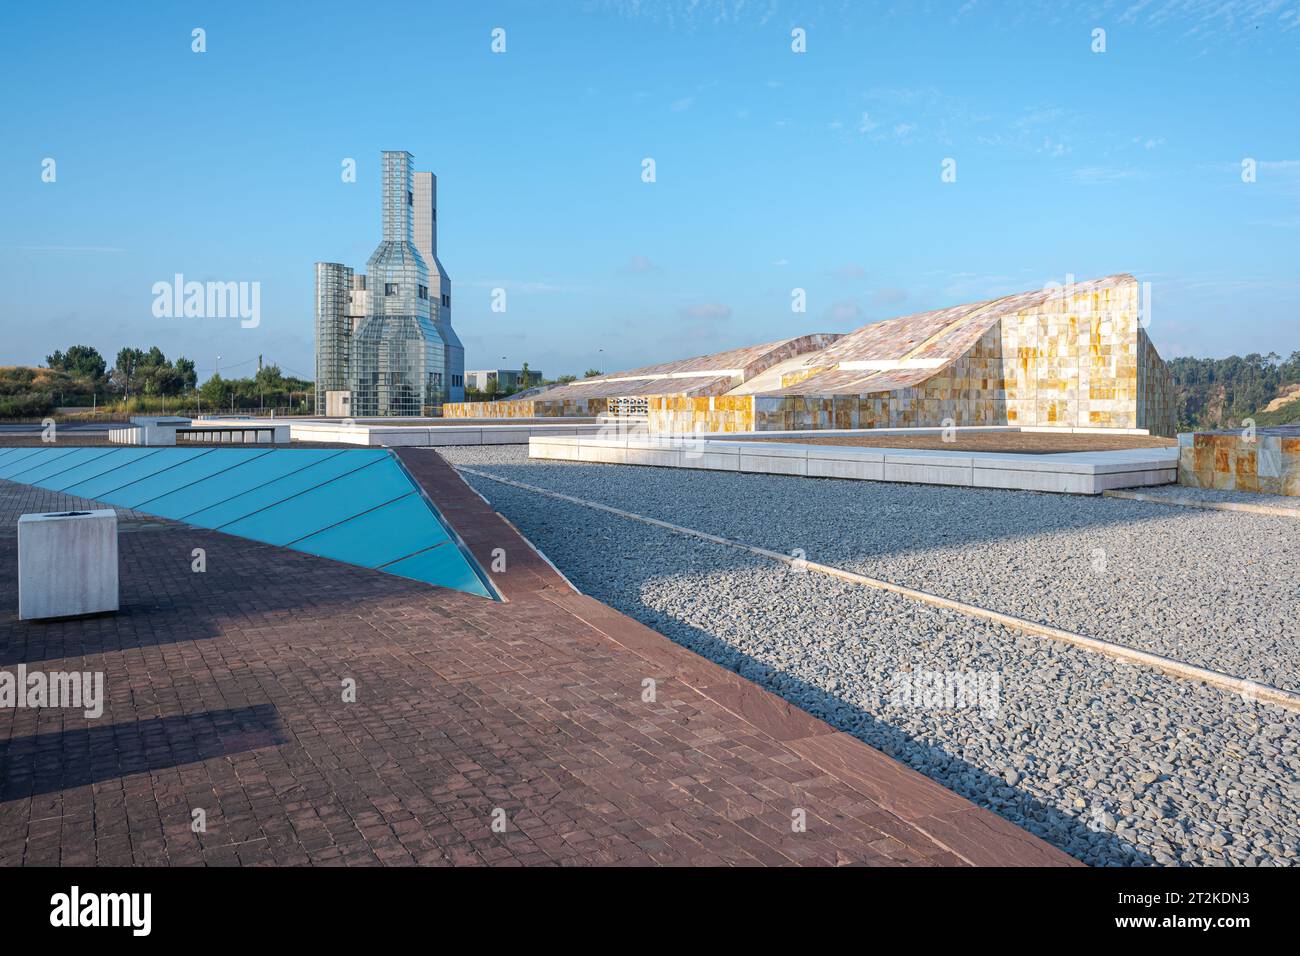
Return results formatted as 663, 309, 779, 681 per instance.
0, 445, 1072, 866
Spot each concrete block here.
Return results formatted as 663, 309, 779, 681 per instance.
18, 509, 119, 620
878, 451, 976, 467
972, 467, 1092, 494
528, 441, 574, 460
577, 444, 625, 464
481, 428, 525, 444
882, 462, 973, 486
738, 443, 807, 459
429, 429, 483, 446
1094, 468, 1177, 492
807, 457, 885, 481
372, 429, 431, 447
689, 452, 742, 471
740, 454, 808, 476
625, 447, 681, 467
800, 445, 886, 463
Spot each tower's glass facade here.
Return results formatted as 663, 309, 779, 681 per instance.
349, 151, 446, 417
314, 262, 353, 413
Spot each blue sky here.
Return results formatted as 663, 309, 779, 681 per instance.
1, 0, 1297, 383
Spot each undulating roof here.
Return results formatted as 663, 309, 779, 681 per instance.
466, 275, 1138, 406
768, 274, 1136, 397
518, 333, 841, 403
542, 374, 736, 399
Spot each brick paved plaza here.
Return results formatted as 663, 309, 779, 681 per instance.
0, 445, 1070, 866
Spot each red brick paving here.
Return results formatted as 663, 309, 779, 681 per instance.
0, 445, 1075, 866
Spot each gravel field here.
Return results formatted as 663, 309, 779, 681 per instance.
435, 445, 1300, 866
439, 446, 1300, 692
1112, 485, 1300, 513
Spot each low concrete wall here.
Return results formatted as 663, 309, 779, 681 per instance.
108, 424, 177, 445
178, 423, 290, 444
528, 433, 1178, 495
289, 420, 608, 447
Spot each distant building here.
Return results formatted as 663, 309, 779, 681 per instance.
413, 172, 464, 404
465, 369, 543, 395
313, 149, 464, 417
313, 262, 353, 415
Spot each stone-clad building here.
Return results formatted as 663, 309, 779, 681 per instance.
443, 275, 1176, 437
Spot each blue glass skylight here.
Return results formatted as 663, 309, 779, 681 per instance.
2, 446, 494, 599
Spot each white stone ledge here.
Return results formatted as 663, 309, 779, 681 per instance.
527, 435, 1177, 495
740, 454, 808, 476
289, 422, 607, 447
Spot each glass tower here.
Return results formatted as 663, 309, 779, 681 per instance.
314, 262, 353, 413
349, 151, 446, 417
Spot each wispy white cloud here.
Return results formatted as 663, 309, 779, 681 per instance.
1039, 136, 1070, 157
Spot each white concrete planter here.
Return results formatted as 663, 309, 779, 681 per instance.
18, 509, 119, 620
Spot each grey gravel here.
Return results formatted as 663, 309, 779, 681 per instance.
1114, 484, 1300, 513
435, 445, 1300, 867
441, 445, 1300, 692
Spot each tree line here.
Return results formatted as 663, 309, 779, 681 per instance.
1168, 350, 1300, 430
0, 344, 312, 418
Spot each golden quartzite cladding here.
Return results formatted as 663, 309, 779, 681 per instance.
442, 276, 1176, 436
1178, 427, 1300, 496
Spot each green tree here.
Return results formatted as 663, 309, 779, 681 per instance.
583, 368, 601, 378
198, 374, 227, 409
254, 363, 286, 393
1168, 350, 1300, 430
112, 347, 146, 395
47, 345, 107, 382
174, 356, 198, 391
